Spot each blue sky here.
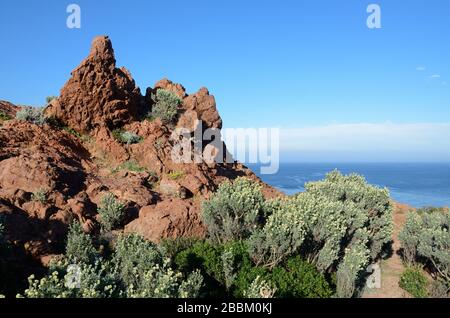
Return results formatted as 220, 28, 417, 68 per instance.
0, 0, 449, 162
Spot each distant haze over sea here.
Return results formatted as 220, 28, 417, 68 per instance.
247, 163, 450, 208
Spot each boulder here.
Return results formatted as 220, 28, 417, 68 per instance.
124, 199, 206, 242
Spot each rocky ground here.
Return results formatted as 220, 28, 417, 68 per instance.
0, 36, 279, 283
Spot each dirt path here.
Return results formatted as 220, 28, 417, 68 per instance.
362, 203, 410, 298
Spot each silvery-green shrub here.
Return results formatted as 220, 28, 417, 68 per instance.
65, 222, 98, 265
247, 197, 306, 268
202, 177, 266, 244
400, 208, 450, 285
335, 229, 370, 298
21, 233, 203, 299
21, 259, 118, 298
112, 234, 163, 288
151, 89, 181, 125
244, 276, 276, 298
112, 129, 142, 144
398, 212, 423, 264
222, 247, 236, 290
97, 193, 125, 231
126, 259, 203, 298
305, 170, 393, 260
15, 107, 46, 125
245, 171, 392, 297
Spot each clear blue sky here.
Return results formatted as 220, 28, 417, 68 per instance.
1, 0, 449, 161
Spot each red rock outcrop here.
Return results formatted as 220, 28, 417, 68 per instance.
0, 101, 19, 118
0, 36, 281, 275
124, 199, 206, 242
45, 36, 142, 133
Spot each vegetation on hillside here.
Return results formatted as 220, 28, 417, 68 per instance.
150, 89, 181, 125
399, 207, 450, 298
7, 171, 449, 299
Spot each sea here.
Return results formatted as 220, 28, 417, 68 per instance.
247, 163, 450, 208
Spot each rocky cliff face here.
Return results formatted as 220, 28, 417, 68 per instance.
0, 36, 279, 269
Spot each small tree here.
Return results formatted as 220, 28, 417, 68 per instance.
97, 193, 125, 231
151, 89, 181, 125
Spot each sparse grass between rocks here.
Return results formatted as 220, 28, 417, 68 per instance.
112, 160, 147, 174
112, 129, 143, 145
31, 188, 48, 204
167, 171, 185, 180
0, 111, 11, 121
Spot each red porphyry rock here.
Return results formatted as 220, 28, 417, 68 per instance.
45, 35, 142, 132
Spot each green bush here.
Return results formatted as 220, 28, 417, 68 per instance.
31, 188, 48, 204
21, 233, 203, 298
97, 193, 125, 231
399, 267, 429, 298
399, 208, 450, 284
65, 222, 98, 264
112, 160, 146, 174
46, 96, 57, 104
22, 260, 119, 298
167, 171, 185, 180
112, 129, 142, 144
159, 237, 199, 264
0, 111, 11, 121
125, 260, 203, 298
233, 255, 333, 298
112, 234, 163, 288
305, 170, 393, 260
245, 171, 393, 297
247, 198, 307, 269
335, 230, 370, 298
63, 126, 82, 139
202, 177, 266, 244
244, 276, 276, 298
151, 89, 181, 125
175, 240, 224, 283
113, 234, 203, 298
269, 256, 333, 298
15, 107, 46, 125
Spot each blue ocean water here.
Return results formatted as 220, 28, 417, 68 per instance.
247, 163, 450, 208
